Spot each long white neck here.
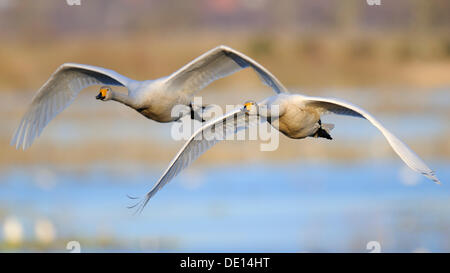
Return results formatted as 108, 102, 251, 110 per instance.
111, 91, 136, 108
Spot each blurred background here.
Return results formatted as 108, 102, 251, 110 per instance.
0, 0, 449, 252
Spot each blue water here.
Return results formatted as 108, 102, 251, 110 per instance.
0, 160, 448, 252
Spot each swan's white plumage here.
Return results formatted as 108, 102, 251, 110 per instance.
11, 63, 133, 150
164, 45, 288, 95
301, 95, 440, 184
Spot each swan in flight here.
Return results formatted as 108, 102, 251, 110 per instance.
11, 45, 287, 150
130, 93, 441, 212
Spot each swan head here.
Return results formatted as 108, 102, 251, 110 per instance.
96, 86, 112, 101
243, 100, 258, 115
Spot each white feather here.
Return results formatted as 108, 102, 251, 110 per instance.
301, 95, 440, 184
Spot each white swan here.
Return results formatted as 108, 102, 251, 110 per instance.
130, 93, 441, 212
11, 45, 287, 150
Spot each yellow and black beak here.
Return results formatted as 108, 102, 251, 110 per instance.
244, 102, 253, 111
96, 88, 107, 100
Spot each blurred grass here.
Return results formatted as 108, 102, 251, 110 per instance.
1, 33, 450, 91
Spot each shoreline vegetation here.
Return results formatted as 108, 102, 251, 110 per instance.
1, 34, 449, 166
1, 33, 450, 90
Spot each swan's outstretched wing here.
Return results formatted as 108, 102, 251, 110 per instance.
301, 96, 440, 184
163, 45, 288, 95
11, 63, 134, 150
129, 106, 259, 213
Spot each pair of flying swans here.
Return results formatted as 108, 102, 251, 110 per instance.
10, 45, 440, 213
